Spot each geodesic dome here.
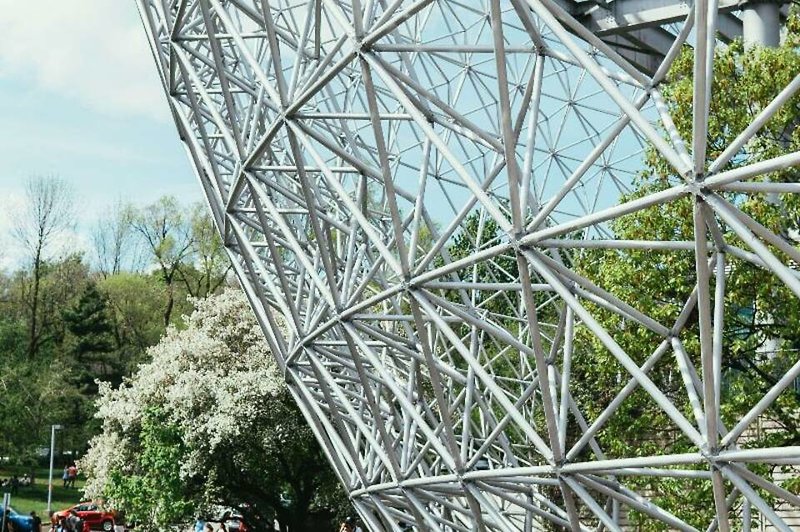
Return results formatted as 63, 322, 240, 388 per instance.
137, 0, 800, 529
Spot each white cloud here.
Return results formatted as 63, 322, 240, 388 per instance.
0, 188, 94, 272
0, 1, 169, 121
0, 191, 23, 271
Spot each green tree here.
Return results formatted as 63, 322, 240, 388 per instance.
63, 283, 118, 390
12, 176, 75, 359
0, 252, 93, 468
98, 273, 170, 373
81, 290, 350, 531
176, 203, 231, 298
128, 196, 194, 327
571, 17, 800, 527
105, 409, 195, 528
129, 197, 231, 327
0, 352, 77, 476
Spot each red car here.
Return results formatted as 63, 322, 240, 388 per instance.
51, 502, 116, 531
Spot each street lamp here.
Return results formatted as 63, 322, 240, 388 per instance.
47, 424, 63, 515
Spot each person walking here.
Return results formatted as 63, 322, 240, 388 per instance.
62, 466, 69, 488
66, 464, 77, 489
29, 511, 42, 532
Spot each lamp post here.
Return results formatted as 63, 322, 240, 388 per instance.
47, 424, 62, 515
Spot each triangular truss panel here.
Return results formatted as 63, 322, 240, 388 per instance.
138, 0, 800, 528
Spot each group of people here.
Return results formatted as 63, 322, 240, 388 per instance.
0, 474, 33, 494
52, 509, 89, 532
62, 464, 78, 489
201, 524, 229, 532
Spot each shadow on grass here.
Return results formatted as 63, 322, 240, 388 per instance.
0, 468, 86, 517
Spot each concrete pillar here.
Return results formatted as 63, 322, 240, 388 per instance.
742, 0, 781, 48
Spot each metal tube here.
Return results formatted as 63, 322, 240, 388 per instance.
47, 424, 59, 514
705, 192, 800, 298
721, 355, 800, 447
137, 1, 800, 527
704, 150, 800, 189
721, 467, 791, 532
711, 71, 800, 173
523, 0, 691, 178
743, 1, 781, 48
525, 249, 704, 448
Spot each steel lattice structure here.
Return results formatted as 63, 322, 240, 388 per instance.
138, 0, 800, 529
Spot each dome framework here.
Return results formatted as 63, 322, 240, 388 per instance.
137, 0, 800, 529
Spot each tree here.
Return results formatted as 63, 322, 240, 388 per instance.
5, 253, 91, 358
128, 197, 231, 326
81, 290, 350, 531
128, 196, 194, 326
98, 272, 170, 373
0, 252, 92, 467
63, 283, 118, 391
0, 350, 77, 475
0, 196, 227, 475
175, 203, 231, 298
13, 176, 75, 358
93, 202, 141, 278
571, 17, 800, 527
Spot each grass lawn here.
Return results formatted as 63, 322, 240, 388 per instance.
0, 468, 86, 517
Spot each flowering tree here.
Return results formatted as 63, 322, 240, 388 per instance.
80, 290, 349, 531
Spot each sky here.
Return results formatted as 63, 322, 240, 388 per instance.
0, 1, 201, 267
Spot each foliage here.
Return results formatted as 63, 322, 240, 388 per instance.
570, 19, 800, 528
128, 197, 230, 326
0, 354, 77, 468
63, 283, 117, 390
98, 273, 169, 373
104, 410, 195, 528
0, 189, 231, 473
80, 290, 350, 531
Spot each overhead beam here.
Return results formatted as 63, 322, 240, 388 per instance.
572, 0, 740, 34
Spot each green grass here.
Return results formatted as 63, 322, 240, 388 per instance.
0, 468, 86, 517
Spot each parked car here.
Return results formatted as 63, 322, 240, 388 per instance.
51, 502, 116, 531
0, 507, 36, 532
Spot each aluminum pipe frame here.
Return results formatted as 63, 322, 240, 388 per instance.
137, 1, 800, 529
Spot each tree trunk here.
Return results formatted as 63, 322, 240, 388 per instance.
163, 283, 175, 326
27, 242, 43, 359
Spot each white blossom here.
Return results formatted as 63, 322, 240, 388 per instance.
80, 289, 285, 506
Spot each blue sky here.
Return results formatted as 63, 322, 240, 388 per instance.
0, 1, 201, 267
